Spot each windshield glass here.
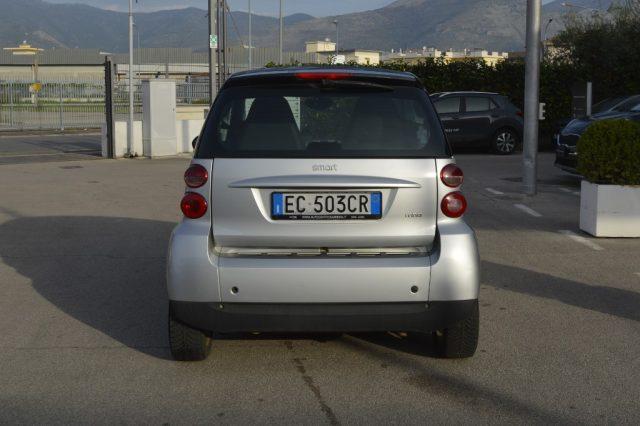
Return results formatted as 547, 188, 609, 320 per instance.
593, 96, 626, 113
612, 96, 640, 112
197, 84, 449, 158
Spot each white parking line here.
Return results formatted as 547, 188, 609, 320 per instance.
559, 230, 604, 251
485, 187, 504, 195
559, 187, 580, 196
513, 204, 543, 217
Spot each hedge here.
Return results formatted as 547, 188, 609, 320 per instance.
577, 119, 640, 185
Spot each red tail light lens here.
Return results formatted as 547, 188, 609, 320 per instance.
181, 192, 208, 219
441, 192, 467, 218
184, 164, 208, 188
440, 164, 464, 188
295, 72, 351, 80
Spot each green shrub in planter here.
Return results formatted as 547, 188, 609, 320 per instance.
577, 119, 640, 185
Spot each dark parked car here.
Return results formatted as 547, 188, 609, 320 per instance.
431, 91, 523, 154
552, 95, 640, 144
555, 95, 640, 173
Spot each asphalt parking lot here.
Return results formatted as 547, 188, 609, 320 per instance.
0, 140, 638, 424
0, 132, 101, 165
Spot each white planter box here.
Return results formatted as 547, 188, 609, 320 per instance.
580, 180, 640, 237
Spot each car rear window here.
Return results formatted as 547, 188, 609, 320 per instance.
433, 97, 461, 114
196, 83, 449, 158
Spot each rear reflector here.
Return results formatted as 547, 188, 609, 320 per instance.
441, 192, 467, 218
295, 72, 351, 80
181, 192, 208, 219
184, 164, 208, 188
440, 164, 464, 187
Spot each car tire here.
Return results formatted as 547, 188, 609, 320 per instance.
169, 314, 212, 361
435, 301, 479, 359
491, 127, 518, 155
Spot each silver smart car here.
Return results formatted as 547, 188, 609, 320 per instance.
167, 67, 480, 361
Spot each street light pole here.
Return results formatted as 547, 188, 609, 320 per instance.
279, 0, 283, 64
128, 0, 135, 157
523, 0, 542, 195
248, 0, 252, 69
334, 20, 339, 54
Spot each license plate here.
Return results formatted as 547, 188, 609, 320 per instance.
271, 192, 382, 220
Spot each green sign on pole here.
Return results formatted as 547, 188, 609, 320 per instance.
209, 34, 218, 49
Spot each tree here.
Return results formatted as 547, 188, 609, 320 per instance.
553, 1, 640, 101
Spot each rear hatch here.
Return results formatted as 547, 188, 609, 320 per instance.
212, 158, 438, 248
197, 70, 450, 302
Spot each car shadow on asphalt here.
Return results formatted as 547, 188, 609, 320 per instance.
0, 215, 174, 360
482, 261, 640, 322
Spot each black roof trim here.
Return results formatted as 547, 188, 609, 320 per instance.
432, 91, 500, 97
228, 66, 418, 82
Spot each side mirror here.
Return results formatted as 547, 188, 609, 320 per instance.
191, 137, 198, 149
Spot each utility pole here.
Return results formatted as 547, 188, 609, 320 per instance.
208, 0, 217, 100
128, 0, 135, 157
216, 0, 223, 88
279, 0, 283, 64
222, 0, 227, 81
248, 0, 252, 69
523, 0, 541, 195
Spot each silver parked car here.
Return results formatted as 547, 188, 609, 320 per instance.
167, 67, 480, 361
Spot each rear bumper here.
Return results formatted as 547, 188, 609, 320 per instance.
170, 299, 478, 334
167, 219, 480, 303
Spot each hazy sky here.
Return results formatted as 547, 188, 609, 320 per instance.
45, 0, 395, 16
45, 0, 557, 16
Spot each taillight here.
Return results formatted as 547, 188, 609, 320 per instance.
440, 164, 464, 188
441, 192, 467, 218
181, 192, 208, 219
516, 110, 523, 117
184, 164, 208, 188
295, 72, 351, 80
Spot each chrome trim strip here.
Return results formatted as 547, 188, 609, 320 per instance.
214, 246, 428, 258
228, 175, 421, 189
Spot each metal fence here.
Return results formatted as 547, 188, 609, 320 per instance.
0, 77, 106, 131
0, 77, 211, 130
112, 79, 210, 122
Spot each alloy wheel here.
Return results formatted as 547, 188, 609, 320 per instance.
495, 130, 516, 153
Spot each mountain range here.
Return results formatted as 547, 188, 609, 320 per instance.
0, 0, 614, 54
